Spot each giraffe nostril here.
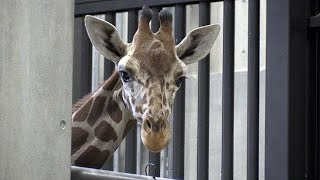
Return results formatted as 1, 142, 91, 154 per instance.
146, 120, 152, 129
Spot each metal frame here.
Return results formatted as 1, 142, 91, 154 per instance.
172, 4, 186, 179
247, 0, 260, 179
307, 1, 319, 179
197, 2, 211, 180
73, 16, 92, 102
71, 166, 174, 180
221, 0, 235, 179
75, 0, 220, 16
265, 0, 308, 179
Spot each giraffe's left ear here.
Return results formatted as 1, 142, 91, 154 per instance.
176, 24, 220, 65
84, 15, 128, 63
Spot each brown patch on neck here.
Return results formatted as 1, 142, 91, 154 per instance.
74, 145, 111, 169
87, 96, 107, 126
94, 121, 118, 142
71, 127, 89, 154
73, 98, 93, 122
107, 98, 123, 123
73, 98, 92, 122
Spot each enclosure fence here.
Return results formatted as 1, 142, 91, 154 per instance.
73, 0, 315, 180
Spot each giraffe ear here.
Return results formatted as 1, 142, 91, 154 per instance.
176, 24, 220, 65
84, 15, 128, 63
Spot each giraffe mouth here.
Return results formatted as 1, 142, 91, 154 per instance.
140, 119, 172, 152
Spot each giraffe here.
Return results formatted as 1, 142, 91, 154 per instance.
71, 6, 220, 169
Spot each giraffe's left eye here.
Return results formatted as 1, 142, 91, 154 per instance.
119, 71, 132, 83
175, 77, 186, 87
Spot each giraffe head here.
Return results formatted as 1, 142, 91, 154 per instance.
84, 7, 220, 152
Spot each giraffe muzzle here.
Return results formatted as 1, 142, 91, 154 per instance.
141, 119, 171, 152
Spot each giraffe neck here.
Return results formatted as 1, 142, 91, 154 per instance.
71, 72, 136, 168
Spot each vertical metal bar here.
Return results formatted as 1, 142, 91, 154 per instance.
125, 9, 138, 174
73, 17, 83, 102
73, 16, 92, 102
148, 6, 161, 177
266, 0, 308, 179
307, 2, 320, 179
151, 7, 161, 33
222, 0, 235, 180
104, 12, 116, 80
247, 0, 260, 179
197, 2, 210, 180
306, 28, 318, 180
265, 0, 289, 177
172, 4, 186, 179
81, 16, 92, 95
317, 30, 320, 180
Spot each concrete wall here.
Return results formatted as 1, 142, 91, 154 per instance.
0, 1, 74, 179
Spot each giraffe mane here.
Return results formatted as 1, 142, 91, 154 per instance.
72, 93, 94, 114
72, 80, 110, 114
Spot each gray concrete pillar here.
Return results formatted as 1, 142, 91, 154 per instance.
0, 1, 73, 179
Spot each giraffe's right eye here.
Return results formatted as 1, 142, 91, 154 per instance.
119, 71, 132, 83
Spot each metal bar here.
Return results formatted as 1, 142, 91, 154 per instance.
125, 9, 139, 174
79, 16, 92, 95
306, 28, 319, 180
317, 32, 320, 180
312, 1, 320, 176
197, 2, 210, 180
75, 0, 221, 17
148, 6, 161, 178
104, 12, 116, 80
76, 0, 112, 4
221, 0, 235, 180
306, 0, 320, 175
73, 17, 84, 102
71, 166, 175, 180
266, 0, 308, 179
172, 4, 186, 179
151, 7, 161, 33
310, 14, 320, 28
265, 0, 290, 177
247, 0, 260, 179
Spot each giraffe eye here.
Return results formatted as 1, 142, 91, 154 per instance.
175, 77, 186, 87
119, 71, 132, 83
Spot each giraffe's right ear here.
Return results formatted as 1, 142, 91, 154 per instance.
84, 15, 128, 63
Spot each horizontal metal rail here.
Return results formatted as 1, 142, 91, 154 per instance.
71, 166, 175, 180
310, 14, 320, 28
75, 0, 222, 16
